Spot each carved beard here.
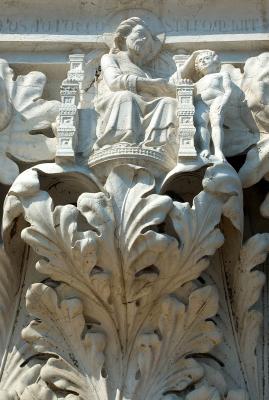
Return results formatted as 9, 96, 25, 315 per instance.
127, 39, 146, 55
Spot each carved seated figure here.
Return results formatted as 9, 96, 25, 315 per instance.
93, 17, 177, 150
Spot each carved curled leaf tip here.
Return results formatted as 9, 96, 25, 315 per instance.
0, 60, 60, 185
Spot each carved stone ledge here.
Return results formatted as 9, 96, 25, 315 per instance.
88, 143, 176, 179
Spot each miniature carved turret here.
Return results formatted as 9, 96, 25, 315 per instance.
173, 55, 197, 159
56, 54, 85, 164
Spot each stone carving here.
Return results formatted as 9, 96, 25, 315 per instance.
56, 78, 79, 164
2, 159, 267, 400
236, 53, 269, 215
208, 231, 269, 400
229, 235, 269, 399
242, 53, 269, 133
0, 59, 60, 185
1, 10, 269, 400
88, 45, 269, 174
173, 55, 197, 159
90, 17, 178, 171
184, 50, 231, 160
179, 50, 257, 161
55, 54, 85, 164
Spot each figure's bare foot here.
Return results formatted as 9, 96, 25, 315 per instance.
214, 149, 226, 162
200, 149, 210, 158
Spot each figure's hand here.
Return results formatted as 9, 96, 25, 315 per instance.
166, 82, 177, 97
153, 78, 177, 97
137, 78, 176, 97
178, 78, 193, 85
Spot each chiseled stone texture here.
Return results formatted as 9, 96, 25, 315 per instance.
0, 2, 268, 400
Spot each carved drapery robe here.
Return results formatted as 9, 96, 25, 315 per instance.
94, 51, 177, 149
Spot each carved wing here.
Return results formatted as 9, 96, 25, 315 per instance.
241, 52, 269, 133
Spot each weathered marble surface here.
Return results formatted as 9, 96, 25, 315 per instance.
0, 59, 60, 185
0, 2, 269, 400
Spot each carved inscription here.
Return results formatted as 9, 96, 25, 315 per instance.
0, 16, 267, 34
163, 17, 267, 34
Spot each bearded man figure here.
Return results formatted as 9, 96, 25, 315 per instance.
93, 17, 177, 150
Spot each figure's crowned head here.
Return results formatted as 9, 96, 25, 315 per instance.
194, 50, 221, 76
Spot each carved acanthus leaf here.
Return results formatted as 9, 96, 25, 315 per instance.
129, 286, 221, 400
102, 165, 175, 302
207, 231, 269, 400
229, 234, 269, 399
6, 163, 245, 399
0, 246, 17, 364
0, 59, 60, 185
167, 192, 224, 290
153, 164, 240, 300
20, 383, 57, 400
181, 386, 248, 400
202, 162, 243, 233
22, 283, 107, 400
239, 136, 269, 188
184, 386, 221, 400
239, 136, 269, 217
12, 174, 112, 312
0, 391, 19, 400
0, 344, 41, 399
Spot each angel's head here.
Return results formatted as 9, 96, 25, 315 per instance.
195, 50, 221, 76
